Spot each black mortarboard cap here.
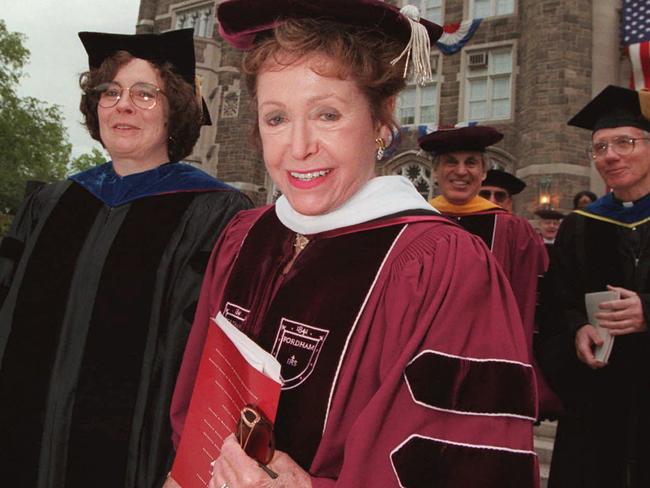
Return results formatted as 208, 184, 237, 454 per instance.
535, 208, 565, 220
482, 169, 526, 195
567, 85, 650, 132
418, 125, 504, 155
78, 29, 212, 125
216, 0, 443, 50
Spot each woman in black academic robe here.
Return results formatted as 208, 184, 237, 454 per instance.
0, 29, 251, 488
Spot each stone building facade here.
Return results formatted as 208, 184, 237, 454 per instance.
136, 0, 624, 214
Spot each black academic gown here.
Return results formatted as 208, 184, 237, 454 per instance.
0, 164, 251, 488
537, 200, 650, 488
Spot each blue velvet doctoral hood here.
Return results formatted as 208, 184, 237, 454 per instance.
577, 191, 650, 227
69, 161, 234, 207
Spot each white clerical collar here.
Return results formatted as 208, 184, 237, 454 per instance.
275, 175, 437, 235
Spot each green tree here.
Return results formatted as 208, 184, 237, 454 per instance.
68, 147, 107, 175
0, 20, 71, 214
0, 18, 27, 99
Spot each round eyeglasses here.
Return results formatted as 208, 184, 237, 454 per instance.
588, 136, 650, 160
93, 81, 164, 110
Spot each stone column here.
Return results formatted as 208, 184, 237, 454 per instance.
136, 0, 157, 34
589, 0, 621, 196
516, 0, 594, 214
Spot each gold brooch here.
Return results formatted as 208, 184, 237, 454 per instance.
294, 233, 309, 252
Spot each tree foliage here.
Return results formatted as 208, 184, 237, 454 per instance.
0, 213, 12, 237
0, 20, 71, 214
69, 147, 107, 175
0, 19, 28, 99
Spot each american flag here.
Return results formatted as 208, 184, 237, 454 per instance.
622, 0, 650, 89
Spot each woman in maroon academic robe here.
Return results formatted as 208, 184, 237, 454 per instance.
168, 1, 540, 487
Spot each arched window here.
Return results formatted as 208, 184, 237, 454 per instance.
485, 146, 515, 174
394, 163, 433, 200
381, 151, 435, 201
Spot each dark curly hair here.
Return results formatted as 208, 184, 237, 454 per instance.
572, 190, 598, 209
79, 50, 203, 162
242, 18, 409, 139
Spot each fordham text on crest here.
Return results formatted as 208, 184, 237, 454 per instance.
271, 318, 329, 390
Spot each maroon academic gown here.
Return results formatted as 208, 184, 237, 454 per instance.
431, 196, 561, 418
171, 206, 539, 487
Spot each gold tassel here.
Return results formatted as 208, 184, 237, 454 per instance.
390, 5, 433, 86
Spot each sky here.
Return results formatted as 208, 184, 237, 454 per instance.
3, 0, 141, 157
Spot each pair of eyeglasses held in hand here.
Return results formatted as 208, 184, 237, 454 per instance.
236, 405, 278, 479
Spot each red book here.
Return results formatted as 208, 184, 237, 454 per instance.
171, 312, 282, 487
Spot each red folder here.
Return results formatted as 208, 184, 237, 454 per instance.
171, 313, 282, 487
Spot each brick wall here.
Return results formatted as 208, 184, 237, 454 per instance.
137, 0, 268, 201
386, 0, 595, 217
137, 0, 608, 214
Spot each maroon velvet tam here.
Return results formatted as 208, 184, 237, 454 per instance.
216, 0, 444, 50
418, 126, 504, 155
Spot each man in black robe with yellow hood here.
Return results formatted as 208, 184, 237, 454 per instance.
538, 85, 650, 488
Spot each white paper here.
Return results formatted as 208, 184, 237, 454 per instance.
213, 312, 282, 382
585, 290, 620, 362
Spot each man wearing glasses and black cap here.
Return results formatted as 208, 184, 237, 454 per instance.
480, 168, 526, 213
538, 85, 650, 488
534, 208, 565, 246
419, 125, 552, 417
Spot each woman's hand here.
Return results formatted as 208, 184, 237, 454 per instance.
210, 434, 312, 488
